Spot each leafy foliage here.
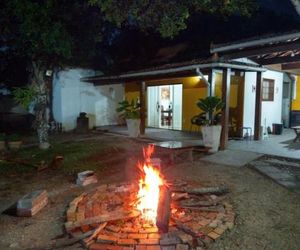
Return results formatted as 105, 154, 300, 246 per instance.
197, 96, 224, 125
116, 99, 140, 119
4, 0, 104, 66
89, 0, 257, 38
7, 134, 21, 142
12, 86, 38, 110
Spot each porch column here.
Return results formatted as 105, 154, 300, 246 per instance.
140, 81, 146, 135
254, 72, 262, 140
220, 68, 231, 150
207, 69, 213, 96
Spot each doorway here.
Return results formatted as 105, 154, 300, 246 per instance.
147, 84, 183, 130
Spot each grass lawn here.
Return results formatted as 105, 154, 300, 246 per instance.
0, 140, 111, 175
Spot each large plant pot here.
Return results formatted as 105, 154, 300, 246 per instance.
202, 125, 222, 153
126, 119, 141, 137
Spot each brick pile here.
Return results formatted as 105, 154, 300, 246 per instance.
17, 190, 48, 217
65, 182, 235, 250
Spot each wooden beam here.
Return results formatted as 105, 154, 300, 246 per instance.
220, 68, 231, 150
140, 81, 146, 135
254, 72, 262, 140
281, 62, 300, 70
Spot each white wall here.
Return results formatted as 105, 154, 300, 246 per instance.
261, 71, 283, 129
243, 70, 283, 135
52, 68, 124, 131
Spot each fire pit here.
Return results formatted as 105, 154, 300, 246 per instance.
65, 146, 235, 250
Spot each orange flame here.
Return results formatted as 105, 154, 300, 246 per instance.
136, 145, 164, 223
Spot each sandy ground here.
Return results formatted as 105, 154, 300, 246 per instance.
0, 135, 300, 250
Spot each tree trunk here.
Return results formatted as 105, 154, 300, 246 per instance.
31, 61, 51, 149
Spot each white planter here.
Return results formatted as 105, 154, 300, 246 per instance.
202, 125, 222, 153
39, 142, 51, 150
126, 119, 141, 137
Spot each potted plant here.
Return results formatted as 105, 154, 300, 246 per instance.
116, 99, 141, 137
0, 133, 6, 151
7, 134, 22, 150
196, 96, 224, 153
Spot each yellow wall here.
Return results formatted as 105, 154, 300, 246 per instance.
124, 77, 207, 130
292, 75, 300, 111
214, 73, 242, 108
124, 74, 245, 131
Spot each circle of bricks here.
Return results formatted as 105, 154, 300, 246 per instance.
65, 183, 235, 250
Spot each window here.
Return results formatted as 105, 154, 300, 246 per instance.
262, 79, 275, 101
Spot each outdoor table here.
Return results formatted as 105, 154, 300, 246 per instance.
149, 140, 210, 164
292, 126, 300, 142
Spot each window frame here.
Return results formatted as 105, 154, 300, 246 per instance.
262, 78, 275, 102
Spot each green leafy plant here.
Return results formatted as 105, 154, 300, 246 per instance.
196, 96, 224, 126
7, 134, 21, 142
0, 133, 6, 141
12, 86, 38, 110
116, 99, 140, 119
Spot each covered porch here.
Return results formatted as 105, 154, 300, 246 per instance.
82, 59, 265, 150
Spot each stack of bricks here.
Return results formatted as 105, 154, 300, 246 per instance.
64, 182, 235, 250
17, 190, 48, 217
77, 170, 98, 186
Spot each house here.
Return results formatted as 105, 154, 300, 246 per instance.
52, 68, 124, 131
80, 31, 300, 150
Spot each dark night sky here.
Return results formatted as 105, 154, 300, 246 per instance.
1, 0, 300, 85
100, 0, 300, 73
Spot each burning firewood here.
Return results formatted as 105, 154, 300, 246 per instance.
156, 185, 171, 233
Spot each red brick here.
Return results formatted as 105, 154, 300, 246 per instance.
122, 247, 134, 250
89, 243, 121, 250
136, 245, 147, 250
147, 245, 161, 250
148, 233, 161, 239
76, 211, 85, 221
117, 239, 137, 245
81, 225, 91, 233
97, 234, 118, 243
93, 203, 102, 216
207, 231, 220, 240
122, 227, 139, 233
139, 227, 158, 233
107, 225, 121, 233
128, 234, 148, 239
139, 239, 159, 245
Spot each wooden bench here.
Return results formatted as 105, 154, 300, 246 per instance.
149, 141, 210, 164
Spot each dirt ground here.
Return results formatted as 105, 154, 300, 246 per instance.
0, 134, 300, 250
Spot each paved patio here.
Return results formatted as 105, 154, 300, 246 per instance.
228, 129, 300, 160
98, 126, 300, 160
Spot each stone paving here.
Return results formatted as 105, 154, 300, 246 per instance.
249, 156, 300, 194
